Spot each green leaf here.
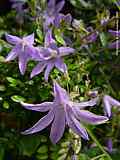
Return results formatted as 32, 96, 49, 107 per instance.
36, 154, 48, 160
0, 85, 6, 91
37, 145, 48, 154
79, 153, 89, 160
0, 145, 4, 160
36, 29, 43, 43
0, 56, 5, 62
11, 95, 26, 102
6, 77, 18, 86
3, 101, 10, 109
54, 29, 65, 45
19, 135, 41, 157
99, 32, 107, 47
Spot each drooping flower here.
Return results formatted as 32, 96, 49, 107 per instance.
43, 0, 72, 31
106, 138, 113, 153
103, 95, 120, 117
10, 0, 28, 24
5, 33, 36, 75
108, 29, 120, 49
21, 82, 108, 144
31, 30, 75, 81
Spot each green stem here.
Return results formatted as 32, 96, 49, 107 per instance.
91, 154, 106, 160
86, 127, 112, 160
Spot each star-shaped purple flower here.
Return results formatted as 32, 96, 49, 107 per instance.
43, 0, 72, 31
31, 30, 75, 81
21, 82, 108, 144
5, 33, 36, 75
103, 95, 120, 118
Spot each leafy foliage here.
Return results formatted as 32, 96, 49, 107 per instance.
0, 0, 120, 159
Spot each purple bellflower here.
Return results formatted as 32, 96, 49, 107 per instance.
106, 138, 113, 153
10, 0, 28, 24
108, 29, 120, 49
5, 33, 35, 75
103, 95, 120, 118
21, 82, 108, 144
43, 0, 72, 31
86, 27, 98, 43
31, 30, 75, 81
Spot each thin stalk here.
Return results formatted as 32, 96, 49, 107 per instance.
86, 127, 112, 160
91, 154, 106, 160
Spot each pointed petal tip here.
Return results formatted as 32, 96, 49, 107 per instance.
50, 138, 58, 144
30, 73, 34, 79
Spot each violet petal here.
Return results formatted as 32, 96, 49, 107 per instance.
18, 53, 29, 75
21, 102, 53, 112
30, 62, 47, 78
6, 34, 21, 45
50, 106, 65, 143
74, 109, 108, 125
55, 0, 65, 13
59, 47, 75, 56
5, 45, 20, 61
21, 110, 54, 135
44, 61, 54, 81
66, 106, 89, 140
23, 33, 34, 45
55, 58, 67, 73
71, 97, 99, 109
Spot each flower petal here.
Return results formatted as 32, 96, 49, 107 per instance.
64, 14, 72, 24
71, 97, 99, 109
108, 29, 120, 37
74, 108, 108, 125
44, 61, 54, 81
103, 95, 120, 117
50, 106, 65, 144
21, 110, 54, 135
30, 62, 47, 78
55, 0, 65, 13
55, 58, 67, 73
48, 0, 56, 8
21, 102, 53, 112
54, 14, 64, 27
23, 33, 34, 45
53, 81, 69, 103
5, 45, 20, 61
108, 40, 120, 49
18, 52, 29, 75
6, 34, 21, 45
103, 96, 112, 117
66, 106, 89, 140
59, 47, 75, 56
45, 30, 55, 47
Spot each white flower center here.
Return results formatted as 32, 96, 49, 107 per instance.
51, 50, 58, 58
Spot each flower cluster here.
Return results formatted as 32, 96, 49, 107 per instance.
4, 0, 120, 145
